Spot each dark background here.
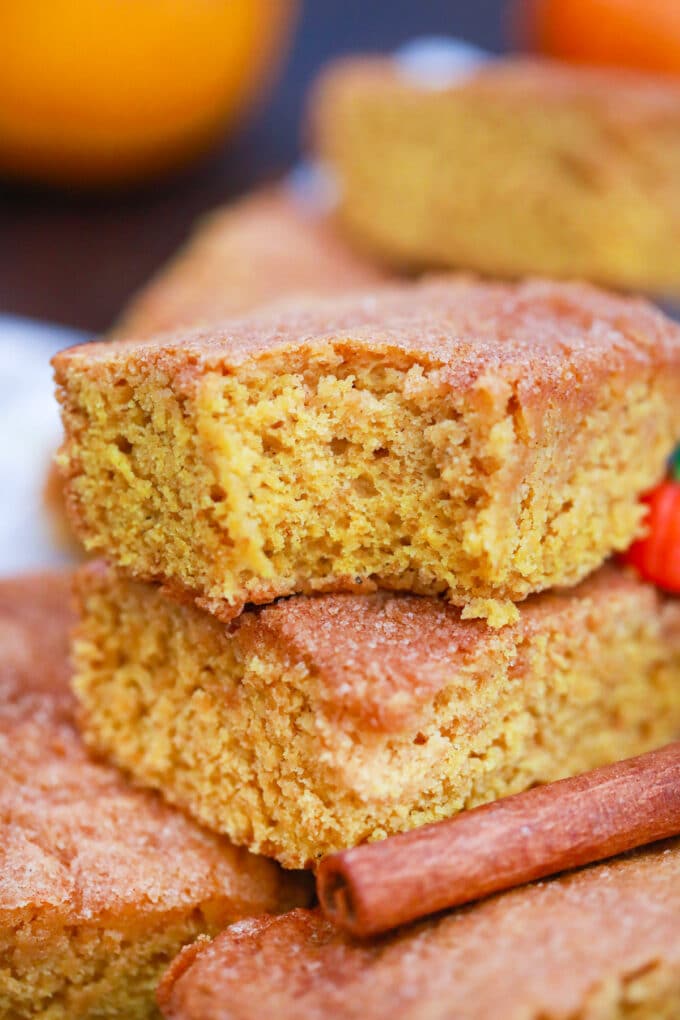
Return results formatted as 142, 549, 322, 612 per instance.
0, 0, 508, 332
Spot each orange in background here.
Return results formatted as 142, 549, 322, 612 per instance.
524, 0, 680, 75
0, 0, 298, 188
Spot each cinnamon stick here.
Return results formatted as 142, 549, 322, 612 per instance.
317, 741, 680, 937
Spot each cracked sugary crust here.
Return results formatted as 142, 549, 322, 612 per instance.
80, 561, 680, 735
158, 840, 680, 1020
0, 571, 305, 934
230, 566, 680, 728
55, 276, 680, 393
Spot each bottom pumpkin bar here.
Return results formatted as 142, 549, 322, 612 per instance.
158, 838, 680, 1020
0, 572, 308, 1020
73, 563, 680, 870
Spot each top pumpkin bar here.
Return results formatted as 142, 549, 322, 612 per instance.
312, 56, 680, 295
54, 277, 680, 626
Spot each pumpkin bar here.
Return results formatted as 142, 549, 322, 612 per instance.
72, 562, 680, 869
312, 56, 680, 295
158, 839, 680, 1020
116, 185, 387, 338
0, 572, 308, 1020
54, 277, 680, 626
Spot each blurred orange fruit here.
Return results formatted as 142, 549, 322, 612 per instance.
0, 0, 298, 187
524, 0, 680, 75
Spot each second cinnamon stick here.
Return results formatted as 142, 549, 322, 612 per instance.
317, 742, 680, 937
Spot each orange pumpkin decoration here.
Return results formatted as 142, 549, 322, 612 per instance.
622, 474, 680, 593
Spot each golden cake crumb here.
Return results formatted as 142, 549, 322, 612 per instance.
0, 572, 308, 1019
54, 277, 680, 626
72, 562, 680, 868
44, 186, 387, 552
158, 839, 680, 1020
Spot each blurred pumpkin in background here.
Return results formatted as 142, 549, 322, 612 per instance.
524, 0, 680, 75
0, 0, 298, 187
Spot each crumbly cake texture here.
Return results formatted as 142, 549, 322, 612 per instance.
72, 562, 680, 869
0, 573, 308, 1020
158, 839, 680, 1020
116, 187, 387, 338
54, 277, 680, 627
45, 186, 386, 552
312, 56, 680, 294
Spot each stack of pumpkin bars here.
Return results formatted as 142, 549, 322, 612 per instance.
6, 51, 680, 1019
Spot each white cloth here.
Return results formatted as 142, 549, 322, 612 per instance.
394, 36, 489, 90
0, 316, 86, 574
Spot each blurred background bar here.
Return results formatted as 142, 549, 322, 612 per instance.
0, 1, 506, 333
